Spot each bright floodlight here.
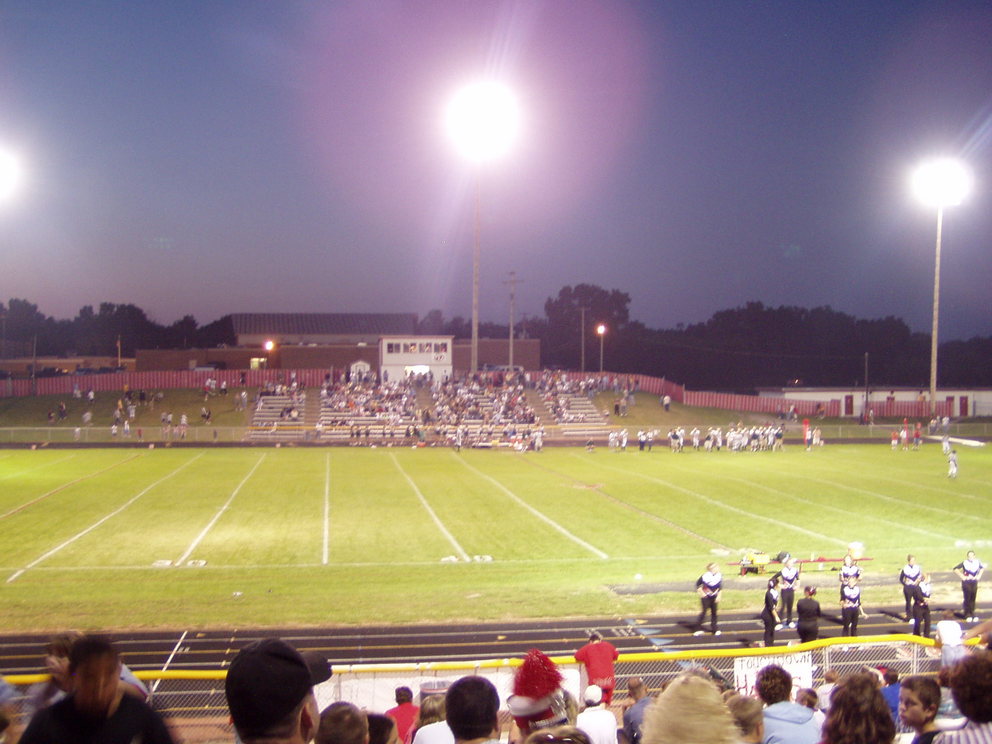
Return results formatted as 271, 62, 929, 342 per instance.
264, 340, 275, 352
596, 324, 607, 335
0, 148, 21, 200
912, 158, 971, 208
445, 81, 520, 163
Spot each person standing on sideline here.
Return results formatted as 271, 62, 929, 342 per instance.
574, 632, 619, 705
838, 554, 862, 598
761, 577, 783, 648
947, 450, 958, 478
796, 587, 821, 644
776, 557, 801, 628
900, 555, 923, 622
841, 577, 863, 636
953, 550, 985, 622
693, 563, 722, 636
912, 574, 933, 638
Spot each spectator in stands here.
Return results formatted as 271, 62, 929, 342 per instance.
224, 638, 321, 744
934, 651, 992, 744
898, 676, 940, 744
621, 677, 650, 744
574, 632, 619, 704
25, 632, 148, 717
386, 687, 419, 744
935, 611, 967, 668
820, 672, 895, 744
19, 635, 174, 744
640, 671, 738, 744
880, 670, 901, 725
754, 664, 820, 744
1, 674, 18, 744
524, 726, 591, 744
317, 703, 369, 744
935, 667, 964, 730
795, 688, 825, 728
725, 693, 763, 743
409, 695, 446, 744
508, 650, 569, 737
575, 686, 616, 744
445, 676, 500, 744
368, 715, 400, 744
815, 669, 839, 713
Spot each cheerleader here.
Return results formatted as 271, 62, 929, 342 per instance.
693, 562, 723, 636
841, 577, 864, 636
838, 554, 862, 599
899, 555, 922, 622
776, 557, 801, 628
761, 576, 782, 647
912, 573, 932, 638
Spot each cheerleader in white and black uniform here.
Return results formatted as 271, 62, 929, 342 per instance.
776, 558, 801, 628
899, 555, 922, 622
841, 577, 863, 636
838, 554, 862, 599
693, 563, 722, 636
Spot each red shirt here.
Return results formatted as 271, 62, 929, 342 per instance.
385, 702, 419, 743
575, 640, 619, 687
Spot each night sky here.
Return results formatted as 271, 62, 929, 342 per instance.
1, 1, 990, 339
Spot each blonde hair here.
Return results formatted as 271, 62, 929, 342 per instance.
641, 673, 738, 744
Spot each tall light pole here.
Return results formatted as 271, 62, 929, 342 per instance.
911, 157, 971, 416
445, 81, 520, 375
597, 324, 606, 373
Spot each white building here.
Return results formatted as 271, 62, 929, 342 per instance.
758, 386, 992, 418
379, 336, 454, 382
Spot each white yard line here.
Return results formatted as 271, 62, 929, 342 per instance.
799, 473, 991, 523
6, 453, 203, 584
322, 453, 330, 566
390, 453, 470, 562
457, 455, 609, 559
685, 465, 957, 542
0, 454, 139, 520
150, 630, 188, 694
0, 453, 76, 482
175, 454, 267, 567
588, 455, 848, 547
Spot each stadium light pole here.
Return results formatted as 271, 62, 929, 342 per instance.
445, 81, 520, 375
911, 157, 971, 417
597, 324, 606, 373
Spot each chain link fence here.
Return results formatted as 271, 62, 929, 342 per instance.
2, 635, 961, 744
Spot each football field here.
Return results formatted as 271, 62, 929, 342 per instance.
0, 443, 988, 631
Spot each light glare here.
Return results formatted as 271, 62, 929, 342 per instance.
446, 82, 520, 163
0, 149, 21, 200
912, 158, 971, 208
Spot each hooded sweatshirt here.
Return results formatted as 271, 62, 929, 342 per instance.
762, 701, 821, 744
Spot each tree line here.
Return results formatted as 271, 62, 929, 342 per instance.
3, 290, 990, 391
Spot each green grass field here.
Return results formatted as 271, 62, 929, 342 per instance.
0, 443, 988, 631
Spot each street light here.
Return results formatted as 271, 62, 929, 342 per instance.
596, 324, 607, 373
911, 157, 971, 416
446, 81, 520, 375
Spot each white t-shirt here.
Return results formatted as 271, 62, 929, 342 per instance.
576, 706, 619, 744
412, 721, 454, 744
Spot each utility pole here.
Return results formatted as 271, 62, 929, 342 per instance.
579, 307, 587, 373
503, 271, 523, 369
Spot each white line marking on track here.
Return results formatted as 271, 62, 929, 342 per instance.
0, 454, 140, 520
323, 453, 330, 566
175, 454, 267, 567
151, 630, 188, 694
6, 453, 203, 583
390, 454, 470, 562
588, 455, 848, 547
456, 454, 609, 559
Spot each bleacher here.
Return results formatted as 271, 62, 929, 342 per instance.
247, 392, 312, 442
546, 392, 610, 440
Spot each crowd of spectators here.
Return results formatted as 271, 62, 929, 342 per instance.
3, 631, 992, 744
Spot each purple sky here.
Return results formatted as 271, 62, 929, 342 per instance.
1, 1, 991, 339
